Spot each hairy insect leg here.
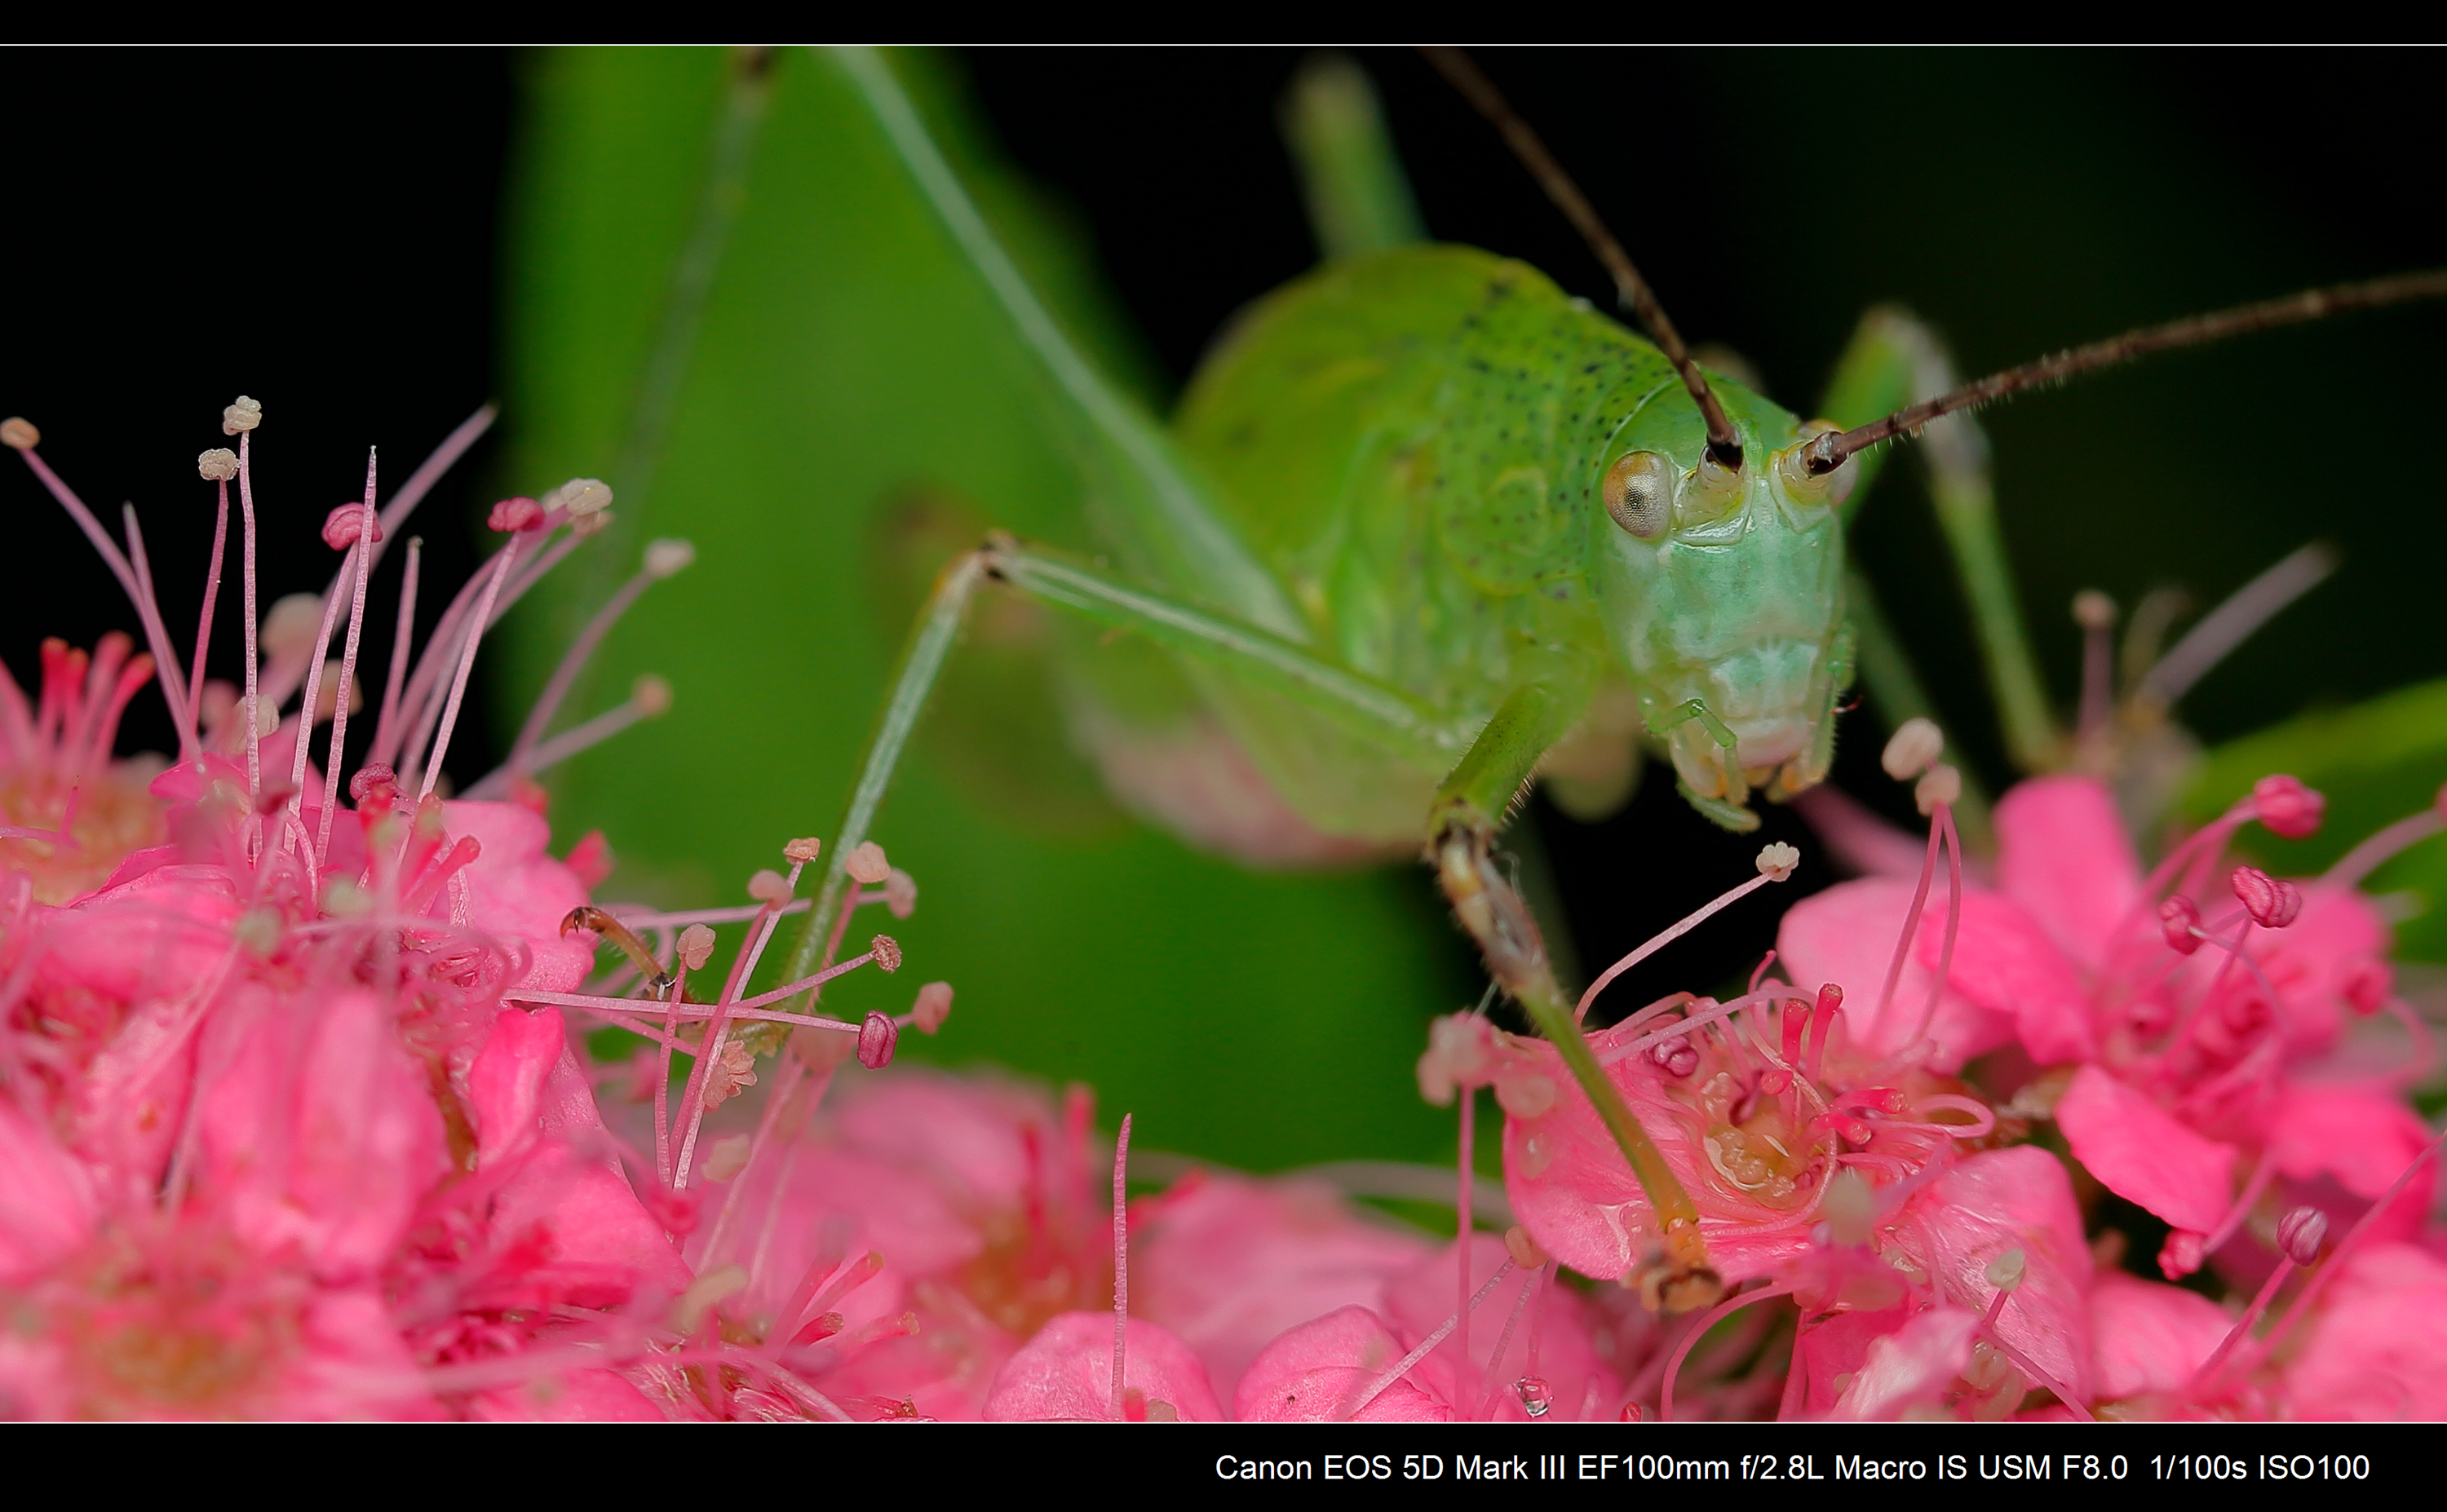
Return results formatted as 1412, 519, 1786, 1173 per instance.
1280, 53, 1426, 263
1820, 308, 2062, 775
1429, 682, 1723, 1311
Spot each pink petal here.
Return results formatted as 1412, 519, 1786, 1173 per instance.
2249, 886, 2390, 1052
2056, 1064, 2237, 1234
2270, 1081, 2435, 1201
1134, 1175, 1430, 1404
2282, 1244, 2447, 1420
2089, 1274, 2232, 1400
285, 989, 451, 1280
1501, 1032, 1814, 1287
1892, 1147, 2094, 1404
469, 1369, 668, 1421
1775, 878, 2016, 1070
442, 799, 595, 993
1378, 1234, 1616, 1419
0, 1100, 94, 1284
1995, 776, 2141, 974
1828, 1306, 1978, 1421
1915, 891, 2096, 1065
486, 1146, 694, 1308
983, 1312, 1222, 1421
1233, 1306, 1449, 1422
471, 1006, 568, 1165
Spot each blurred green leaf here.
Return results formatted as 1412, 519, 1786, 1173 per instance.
2183, 678, 2447, 961
497, 46, 1471, 1168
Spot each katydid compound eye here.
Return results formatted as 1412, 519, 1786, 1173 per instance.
1601, 450, 1675, 538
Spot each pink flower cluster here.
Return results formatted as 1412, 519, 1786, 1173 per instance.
1440, 719, 2447, 1421
2, 404, 2440, 1421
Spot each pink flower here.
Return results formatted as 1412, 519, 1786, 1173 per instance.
2087, 1272, 2232, 1405
1232, 1235, 1625, 1421
1131, 1174, 1433, 1402
2280, 1243, 2447, 1419
984, 1314, 1220, 1421
1783, 773, 2431, 1278
0, 405, 697, 1418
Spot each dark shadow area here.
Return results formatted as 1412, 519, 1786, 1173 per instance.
0, 49, 515, 785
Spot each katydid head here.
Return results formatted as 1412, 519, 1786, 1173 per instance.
1588, 384, 1855, 825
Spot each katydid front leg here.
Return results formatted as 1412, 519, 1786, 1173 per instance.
1429, 680, 1724, 1311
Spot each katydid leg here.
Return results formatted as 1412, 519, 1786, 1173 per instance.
1429, 679, 1723, 1310
781, 551, 989, 993
783, 538, 1462, 993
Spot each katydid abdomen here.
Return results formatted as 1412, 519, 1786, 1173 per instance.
1062, 241, 1849, 864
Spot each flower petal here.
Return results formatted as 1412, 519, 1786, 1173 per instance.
984, 1312, 1222, 1421
2089, 1273, 2231, 1400
1233, 1306, 1448, 1422
1995, 776, 2140, 974
2055, 1065, 2236, 1234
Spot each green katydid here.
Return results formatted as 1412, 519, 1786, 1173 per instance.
754, 46, 2447, 1305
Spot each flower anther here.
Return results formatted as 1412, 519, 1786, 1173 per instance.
857, 1010, 900, 1069
2252, 775, 2326, 840
845, 842, 892, 886
2231, 866, 2303, 929
912, 981, 954, 1034
2159, 895, 2203, 954
1915, 763, 1962, 816
2277, 1206, 2329, 1267
644, 537, 696, 577
1882, 717, 1944, 780
320, 503, 381, 550
487, 497, 543, 533
197, 447, 238, 480
221, 396, 261, 434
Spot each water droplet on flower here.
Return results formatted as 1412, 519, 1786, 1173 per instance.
1513, 1375, 1553, 1417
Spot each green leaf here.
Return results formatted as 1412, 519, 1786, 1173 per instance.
495, 46, 1471, 1168
2183, 678, 2447, 961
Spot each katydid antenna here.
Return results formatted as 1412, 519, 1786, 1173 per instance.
1803, 269, 2447, 475
1423, 46, 1746, 473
